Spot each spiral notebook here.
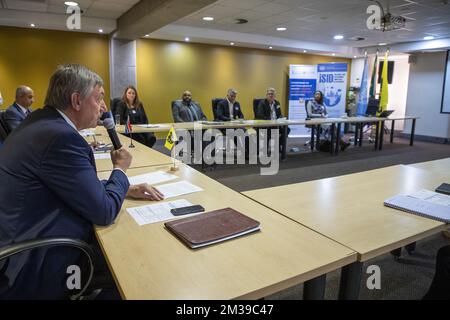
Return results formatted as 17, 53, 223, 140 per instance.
384, 189, 450, 223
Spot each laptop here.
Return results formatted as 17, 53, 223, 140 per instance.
378, 110, 394, 118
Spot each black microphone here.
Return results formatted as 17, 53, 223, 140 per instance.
103, 118, 122, 150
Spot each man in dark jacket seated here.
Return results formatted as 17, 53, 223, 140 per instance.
216, 88, 244, 121
0, 64, 163, 299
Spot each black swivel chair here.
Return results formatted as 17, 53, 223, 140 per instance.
252, 99, 264, 119
110, 98, 122, 121
0, 112, 10, 143
360, 98, 380, 143
0, 237, 97, 300
211, 98, 222, 121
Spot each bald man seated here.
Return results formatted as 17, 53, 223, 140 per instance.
4, 86, 34, 132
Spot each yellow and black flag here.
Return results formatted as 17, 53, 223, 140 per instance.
164, 126, 178, 150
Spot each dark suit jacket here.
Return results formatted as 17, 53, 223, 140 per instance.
255, 99, 283, 120
216, 99, 244, 121
116, 101, 149, 125
0, 106, 130, 299
4, 103, 32, 132
172, 100, 207, 123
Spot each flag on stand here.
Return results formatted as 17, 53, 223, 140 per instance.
356, 56, 369, 116
379, 50, 389, 112
165, 126, 178, 150
125, 116, 132, 134
369, 52, 378, 99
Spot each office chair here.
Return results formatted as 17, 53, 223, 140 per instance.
0, 237, 97, 300
360, 98, 380, 144
304, 100, 314, 148
211, 98, 222, 121
252, 98, 264, 119
0, 112, 10, 142
110, 97, 122, 121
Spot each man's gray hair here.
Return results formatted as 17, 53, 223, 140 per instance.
45, 64, 103, 110
266, 87, 276, 94
15, 86, 31, 99
227, 88, 237, 95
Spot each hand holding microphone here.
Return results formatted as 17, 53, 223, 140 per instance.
103, 116, 132, 172
103, 117, 122, 150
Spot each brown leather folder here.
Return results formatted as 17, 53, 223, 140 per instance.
164, 207, 260, 248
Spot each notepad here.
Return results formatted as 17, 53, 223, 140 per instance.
384, 189, 450, 223
129, 171, 178, 186
165, 208, 261, 249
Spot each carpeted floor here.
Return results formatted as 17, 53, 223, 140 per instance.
153, 134, 450, 299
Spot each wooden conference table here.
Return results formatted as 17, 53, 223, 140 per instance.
96, 163, 356, 300
409, 157, 450, 174
83, 126, 173, 172
243, 165, 448, 299
116, 115, 419, 160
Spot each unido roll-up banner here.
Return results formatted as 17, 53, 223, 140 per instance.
288, 65, 317, 137
316, 63, 348, 118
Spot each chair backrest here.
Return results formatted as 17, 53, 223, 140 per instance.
304, 99, 313, 120
0, 111, 9, 142
171, 100, 181, 122
366, 98, 380, 116
253, 98, 264, 118
211, 98, 222, 121
110, 97, 121, 116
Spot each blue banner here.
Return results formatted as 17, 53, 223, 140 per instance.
317, 63, 348, 118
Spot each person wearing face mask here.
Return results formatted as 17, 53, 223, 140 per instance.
116, 85, 156, 148
172, 90, 207, 123
3, 85, 35, 133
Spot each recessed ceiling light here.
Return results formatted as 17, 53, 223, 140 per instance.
423, 36, 434, 40
378, 43, 387, 46
230, 42, 235, 46
332, 53, 336, 56
184, 37, 190, 42
303, 50, 307, 53
144, 34, 150, 37
64, 1, 78, 6
334, 35, 344, 40
202, 17, 214, 21
98, 29, 103, 33
354, 55, 357, 58
30, 23, 36, 27
269, 46, 273, 49
276, 27, 287, 31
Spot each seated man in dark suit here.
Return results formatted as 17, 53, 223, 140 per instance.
0, 64, 163, 299
255, 87, 290, 152
4, 85, 35, 133
216, 88, 244, 121
172, 90, 207, 122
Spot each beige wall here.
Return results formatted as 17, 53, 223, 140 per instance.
137, 39, 351, 124
0, 26, 110, 109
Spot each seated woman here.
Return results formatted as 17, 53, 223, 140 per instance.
306, 90, 350, 151
116, 86, 156, 148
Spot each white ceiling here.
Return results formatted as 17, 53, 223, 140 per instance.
0, 0, 140, 33
148, 0, 450, 55
1, 0, 140, 19
0, 0, 449, 56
